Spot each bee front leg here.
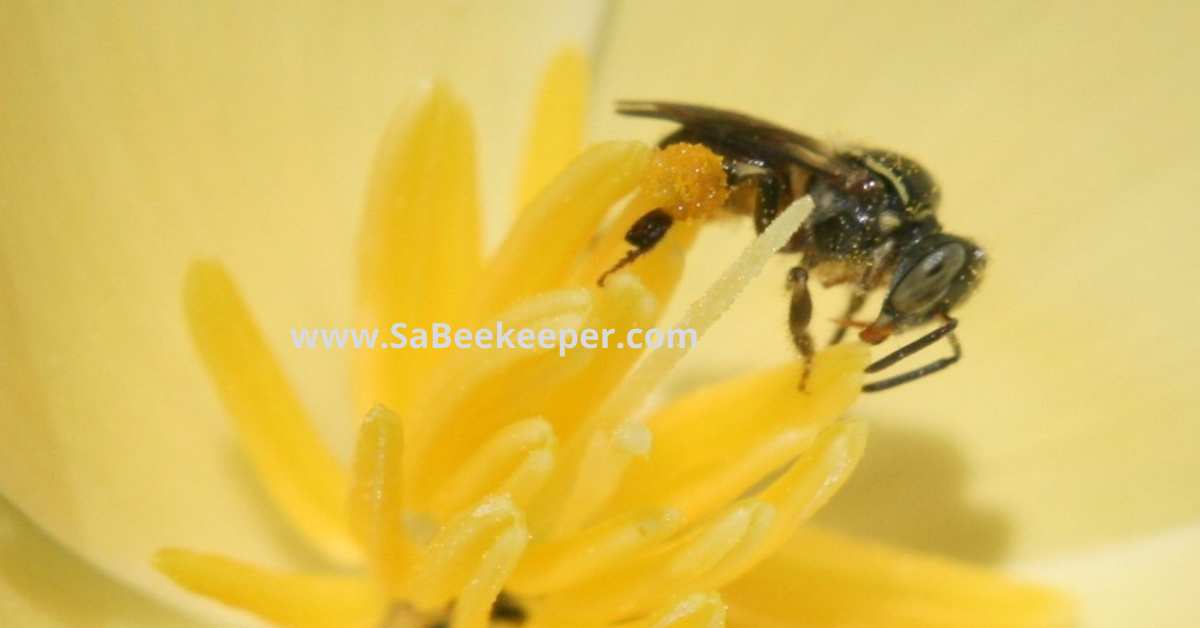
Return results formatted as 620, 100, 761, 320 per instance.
830, 289, 867, 345
832, 242, 894, 344
788, 266, 816, 391
598, 209, 674, 287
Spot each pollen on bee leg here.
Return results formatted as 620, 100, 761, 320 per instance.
641, 143, 730, 221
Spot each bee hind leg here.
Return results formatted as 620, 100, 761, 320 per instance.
788, 266, 816, 391
598, 208, 674, 287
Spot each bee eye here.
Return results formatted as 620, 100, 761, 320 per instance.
891, 243, 966, 314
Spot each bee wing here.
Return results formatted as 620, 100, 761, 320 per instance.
616, 101, 853, 178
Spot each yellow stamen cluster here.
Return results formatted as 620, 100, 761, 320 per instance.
154, 50, 1074, 628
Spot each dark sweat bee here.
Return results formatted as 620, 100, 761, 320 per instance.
600, 102, 986, 392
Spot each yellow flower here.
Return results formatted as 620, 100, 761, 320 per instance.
126, 39, 1076, 626
145, 58, 945, 623
2, 2, 1197, 628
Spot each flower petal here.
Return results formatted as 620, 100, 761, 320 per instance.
723, 526, 1075, 628
154, 549, 387, 628
0, 494, 212, 628
1021, 521, 1200, 628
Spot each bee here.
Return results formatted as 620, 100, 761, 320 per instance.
600, 102, 986, 392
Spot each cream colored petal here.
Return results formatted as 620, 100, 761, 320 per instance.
155, 549, 387, 628
723, 526, 1075, 628
0, 494, 214, 628
353, 82, 481, 417
1021, 522, 1200, 628
596, 0, 1200, 564
0, 0, 607, 602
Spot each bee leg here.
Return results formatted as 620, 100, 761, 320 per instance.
787, 266, 816, 391
862, 317, 960, 392
833, 243, 894, 344
598, 209, 674, 287
830, 290, 867, 345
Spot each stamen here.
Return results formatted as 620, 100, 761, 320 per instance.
475, 141, 651, 317
510, 508, 683, 594
536, 501, 773, 622
347, 404, 418, 597
605, 347, 867, 521
432, 417, 557, 517
154, 549, 386, 628
518, 46, 589, 210
534, 197, 817, 538
355, 82, 481, 417
755, 419, 867, 552
404, 288, 591, 510
184, 261, 355, 562
411, 495, 527, 611
625, 591, 726, 628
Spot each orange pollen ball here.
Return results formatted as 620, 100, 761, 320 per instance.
641, 142, 730, 220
